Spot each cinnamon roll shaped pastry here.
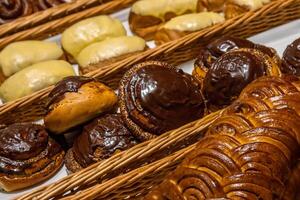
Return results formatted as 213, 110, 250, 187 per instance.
65, 114, 138, 173
129, 0, 225, 40
201, 48, 280, 111
34, 0, 72, 10
154, 12, 225, 45
0, 0, 34, 25
76, 36, 147, 74
0, 123, 64, 192
225, 0, 272, 19
119, 61, 205, 141
144, 75, 300, 200
281, 38, 300, 76
193, 36, 280, 82
45, 76, 117, 134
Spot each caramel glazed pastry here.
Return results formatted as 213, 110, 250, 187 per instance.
129, 0, 226, 40
193, 36, 281, 111
0, 0, 72, 24
0, 123, 64, 192
65, 114, 138, 173
281, 37, 300, 76
144, 75, 300, 200
44, 76, 117, 134
119, 61, 205, 141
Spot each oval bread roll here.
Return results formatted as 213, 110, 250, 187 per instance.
0, 60, 75, 102
76, 36, 146, 68
0, 40, 63, 77
61, 15, 126, 58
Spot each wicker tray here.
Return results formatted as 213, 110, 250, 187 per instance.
1, 0, 300, 199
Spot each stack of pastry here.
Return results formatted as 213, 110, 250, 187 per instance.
0, 0, 74, 25
144, 75, 300, 200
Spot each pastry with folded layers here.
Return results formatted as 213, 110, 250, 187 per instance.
281, 38, 300, 76
44, 76, 117, 134
225, 0, 272, 19
0, 60, 75, 102
61, 15, 126, 62
129, 0, 225, 40
76, 36, 147, 74
119, 61, 205, 141
154, 12, 225, 45
65, 114, 138, 173
0, 123, 64, 192
0, 40, 63, 77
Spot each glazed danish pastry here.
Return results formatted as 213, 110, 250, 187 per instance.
281, 38, 300, 76
144, 75, 300, 200
0, 0, 34, 24
0, 123, 64, 192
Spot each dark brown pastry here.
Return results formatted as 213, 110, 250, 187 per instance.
202, 48, 280, 109
281, 38, 300, 76
0, 123, 64, 192
34, 0, 71, 10
44, 76, 117, 134
65, 114, 138, 173
0, 0, 34, 24
144, 75, 300, 200
119, 61, 205, 141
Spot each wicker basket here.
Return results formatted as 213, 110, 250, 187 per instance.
0, 0, 134, 38
2, 0, 300, 198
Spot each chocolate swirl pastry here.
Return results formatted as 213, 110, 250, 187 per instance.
65, 114, 138, 173
119, 61, 205, 141
44, 76, 117, 134
34, 0, 71, 10
202, 48, 280, 110
281, 38, 300, 76
0, 0, 34, 24
144, 75, 300, 200
0, 123, 64, 192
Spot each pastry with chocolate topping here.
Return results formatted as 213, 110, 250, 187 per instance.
119, 61, 205, 141
202, 48, 280, 111
65, 114, 138, 173
44, 76, 117, 134
193, 36, 280, 84
34, 0, 71, 10
0, 123, 64, 192
281, 38, 300, 76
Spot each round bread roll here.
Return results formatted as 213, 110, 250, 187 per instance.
0, 40, 63, 77
0, 60, 75, 102
61, 15, 126, 58
0, 123, 64, 192
44, 76, 118, 134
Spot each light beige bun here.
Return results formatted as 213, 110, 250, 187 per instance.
44, 81, 117, 134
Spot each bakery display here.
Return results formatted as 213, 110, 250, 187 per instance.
61, 15, 126, 59
0, 40, 63, 77
0, 0, 73, 25
154, 12, 225, 45
225, 0, 272, 19
144, 75, 300, 200
65, 114, 138, 173
129, 0, 225, 40
0, 60, 75, 102
44, 76, 117, 134
0, 123, 64, 192
76, 36, 147, 74
119, 61, 205, 141
202, 48, 280, 110
281, 38, 300, 76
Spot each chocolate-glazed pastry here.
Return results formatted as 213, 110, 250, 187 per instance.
119, 61, 205, 141
281, 38, 300, 76
202, 48, 280, 109
65, 114, 138, 173
34, 0, 71, 10
44, 76, 117, 134
0, 0, 34, 24
0, 123, 64, 192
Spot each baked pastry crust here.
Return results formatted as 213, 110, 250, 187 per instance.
0, 123, 64, 192
44, 76, 117, 134
281, 38, 300, 76
144, 75, 300, 200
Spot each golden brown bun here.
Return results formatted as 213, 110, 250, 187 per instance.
45, 77, 117, 134
144, 75, 300, 199
154, 28, 189, 45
